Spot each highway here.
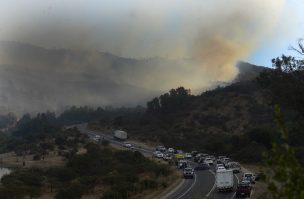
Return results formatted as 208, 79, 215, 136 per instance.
75, 124, 244, 199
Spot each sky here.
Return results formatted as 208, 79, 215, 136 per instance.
0, 0, 304, 114
248, 0, 304, 66
0, 0, 303, 66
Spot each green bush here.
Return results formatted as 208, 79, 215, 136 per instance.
46, 167, 77, 182
101, 139, 109, 146
33, 154, 41, 160
55, 183, 86, 199
140, 179, 158, 189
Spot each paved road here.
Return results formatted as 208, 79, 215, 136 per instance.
75, 124, 243, 199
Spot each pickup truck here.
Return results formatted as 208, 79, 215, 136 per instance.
236, 181, 251, 198
242, 172, 256, 184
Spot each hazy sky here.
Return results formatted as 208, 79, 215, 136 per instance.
0, 0, 303, 114
248, 0, 304, 66
0, 0, 303, 66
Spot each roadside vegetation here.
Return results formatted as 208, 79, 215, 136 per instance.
0, 113, 173, 199
0, 142, 172, 199
1, 40, 304, 199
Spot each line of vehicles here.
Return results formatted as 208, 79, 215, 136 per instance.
92, 133, 257, 199
151, 146, 258, 198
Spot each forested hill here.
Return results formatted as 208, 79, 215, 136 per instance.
5, 59, 304, 163
90, 61, 304, 163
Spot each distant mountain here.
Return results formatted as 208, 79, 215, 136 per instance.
0, 41, 161, 114
235, 61, 268, 82
0, 41, 268, 115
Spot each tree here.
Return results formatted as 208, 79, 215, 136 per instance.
147, 97, 160, 113
147, 87, 191, 113
55, 183, 86, 199
258, 40, 304, 117
266, 105, 304, 198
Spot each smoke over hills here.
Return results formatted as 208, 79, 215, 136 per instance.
0, 0, 285, 114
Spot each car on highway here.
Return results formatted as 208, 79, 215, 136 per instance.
178, 160, 188, 169
185, 153, 192, 159
124, 142, 132, 148
195, 163, 210, 171
242, 173, 256, 184
183, 167, 194, 179
216, 163, 224, 170
223, 157, 232, 167
204, 157, 214, 165
156, 146, 166, 152
163, 153, 172, 161
201, 153, 209, 158
153, 151, 164, 158
227, 162, 241, 173
241, 179, 253, 188
236, 181, 251, 198
167, 148, 174, 153
194, 153, 202, 162
197, 157, 204, 163
216, 166, 226, 171
208, 155, 216, 161
175, 149, 184, 154
218, 155, 226, 161
191, 150, 198, 156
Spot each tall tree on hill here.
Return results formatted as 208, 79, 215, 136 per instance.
146, 87, 191, 113
258, 39, 304, 117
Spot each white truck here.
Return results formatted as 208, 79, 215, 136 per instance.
216, 169, 234, 192
114, 130, 127, 140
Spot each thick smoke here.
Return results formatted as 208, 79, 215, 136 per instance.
0, 0, 284, 114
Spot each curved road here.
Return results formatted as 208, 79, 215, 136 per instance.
75, 124, 242, 199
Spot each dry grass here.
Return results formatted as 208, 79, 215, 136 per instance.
0, 151, 66, 168
132, 169, 182, 199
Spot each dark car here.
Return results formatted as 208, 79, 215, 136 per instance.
194, 154, 201, 162
183, 167, 194, 179
191, 151, 198, 156
194, 163, 210, 170
236, 182, 251, 198
178, 160, 188, 169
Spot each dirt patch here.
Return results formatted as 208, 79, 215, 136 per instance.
0, 151, 65, 168
251, 181, 271, 199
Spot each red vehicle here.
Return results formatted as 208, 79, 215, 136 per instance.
236, 182, 251, 198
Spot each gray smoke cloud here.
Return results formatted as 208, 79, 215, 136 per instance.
0, 0, 284, 114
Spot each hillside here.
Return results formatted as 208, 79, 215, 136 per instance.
0, 41, 262, 115
89, 64, 304, 162
0, 41, 175, 114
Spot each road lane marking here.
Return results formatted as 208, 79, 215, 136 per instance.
230, 174, 240, 199
175, 173, 197, 199
206, 169, 216, 197
161, 179, 185, 199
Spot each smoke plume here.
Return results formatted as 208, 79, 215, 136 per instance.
0, 0, 284, 114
